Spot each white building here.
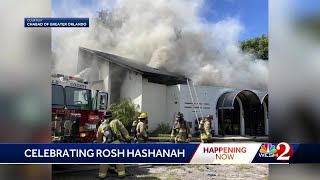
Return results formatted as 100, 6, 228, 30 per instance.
77, 47, 268, 136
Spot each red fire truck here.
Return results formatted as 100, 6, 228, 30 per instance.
51, 74, 108, 143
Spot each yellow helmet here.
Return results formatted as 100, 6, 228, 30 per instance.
138, 112, 148, 119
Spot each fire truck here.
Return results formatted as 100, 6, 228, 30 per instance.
51, 74, 108, 143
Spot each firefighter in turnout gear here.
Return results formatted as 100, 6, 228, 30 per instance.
131, 119, 138, 142
199, 115, 213, 143
170, 112, 192, 143
132, 112, 148, 142
97, 111, 131, 179
136, 112, 148, 143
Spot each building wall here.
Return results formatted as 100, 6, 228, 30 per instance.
166, 85, 181, 128
172, 85, 234, 134
141, 79, 167, 132
120, 70, 143, 110
89, 60, 113, 107
77, 53, 112, 106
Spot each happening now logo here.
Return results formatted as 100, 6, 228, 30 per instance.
259, 142, 294, 161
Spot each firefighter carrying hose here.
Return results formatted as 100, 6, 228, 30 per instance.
136, 112, 149, 143
170, 112, 192, 143
96, 111, 131, 179
199, 115, 213, 143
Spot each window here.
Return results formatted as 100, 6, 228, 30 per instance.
65, 87, 92, 109
52, 85, 64, 109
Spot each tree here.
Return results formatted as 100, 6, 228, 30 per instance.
97, 9, 125, 31
97, 9, 183, 41
240, 34, 268, 60
109, 99, 140, 129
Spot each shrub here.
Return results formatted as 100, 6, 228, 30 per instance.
109, 99, 140, 129
152, 122, 172, 136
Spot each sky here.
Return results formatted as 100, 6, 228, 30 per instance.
200, 0, 268, 40
52, 0, 268, 41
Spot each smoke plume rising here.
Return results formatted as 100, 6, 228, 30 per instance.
52, 0, 268, 90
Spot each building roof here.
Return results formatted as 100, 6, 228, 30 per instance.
252, 90, 268, 103
79, 47, 188, 86
217, 89, 266, 109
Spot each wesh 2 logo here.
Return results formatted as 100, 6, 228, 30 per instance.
259, 142, 294, 160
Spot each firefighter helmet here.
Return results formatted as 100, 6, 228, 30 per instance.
176, 112, 184, 119
138, 112, 148, 119
103, 111, 113, 118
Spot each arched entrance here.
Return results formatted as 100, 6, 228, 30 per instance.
254, 93, 268, 136
217, 97, 241, 135
216, 90, 261, 136
262, 94, 268, 135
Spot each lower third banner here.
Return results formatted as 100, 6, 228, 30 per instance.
0, 143, 316, 164
24, 18, 89, 27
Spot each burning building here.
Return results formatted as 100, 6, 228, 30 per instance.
77, 47, 268, 136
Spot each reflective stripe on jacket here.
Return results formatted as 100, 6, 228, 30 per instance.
171, 120, 192, 142
98, 119, 130, 143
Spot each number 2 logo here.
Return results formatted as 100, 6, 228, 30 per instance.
276, 142, 294, 161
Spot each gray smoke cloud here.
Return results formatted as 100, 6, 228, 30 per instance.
52, 0, 268, 90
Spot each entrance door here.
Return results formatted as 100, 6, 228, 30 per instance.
256, 105, 265, 136
244, 107, 261, 136
218, 99, 241, 136
245, 109, 252, 135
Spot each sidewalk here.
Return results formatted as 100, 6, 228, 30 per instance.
148, 136, 268, 142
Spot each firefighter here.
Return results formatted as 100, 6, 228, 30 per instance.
170, 112, 192, 143
96, 111, 131, 179
132, 112, 148, 142
136, 112, 148, 143
96, 113, 117, 176
131, 119, 138, 142
199, 115, 213, 143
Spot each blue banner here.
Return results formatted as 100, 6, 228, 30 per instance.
24, 18, 89, 27
0, 143, 319, 164
0, 144, 199, 164
251, 143, 300, 164
289, 144, 320, 163
250, 143, 320, 164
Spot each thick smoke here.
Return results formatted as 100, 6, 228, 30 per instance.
53, 0, 268, 90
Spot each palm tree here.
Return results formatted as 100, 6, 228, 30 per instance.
109, 99, 140, 129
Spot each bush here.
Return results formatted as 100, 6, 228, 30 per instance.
109, 99, 140, 130
152, 122, 172, 136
